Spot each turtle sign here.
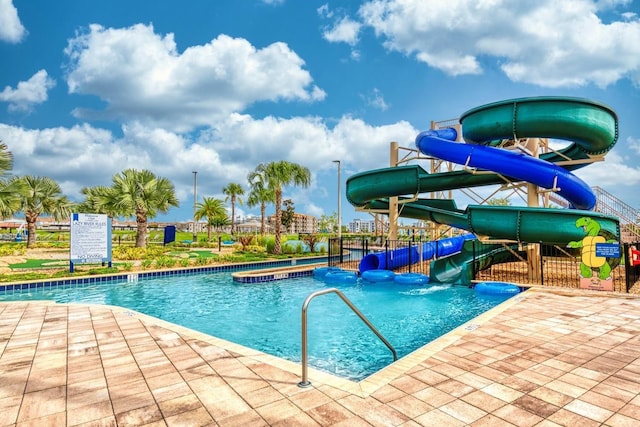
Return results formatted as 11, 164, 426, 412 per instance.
568, 217, 620, 291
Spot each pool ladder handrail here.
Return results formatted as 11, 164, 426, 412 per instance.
298, 287, 398, 387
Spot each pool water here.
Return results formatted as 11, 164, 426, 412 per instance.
0, 273, 513, 381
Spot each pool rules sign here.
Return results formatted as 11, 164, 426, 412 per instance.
70, 213, 112, 272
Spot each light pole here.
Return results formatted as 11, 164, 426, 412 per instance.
332, 160, 341, 239
192, 171, 198, 243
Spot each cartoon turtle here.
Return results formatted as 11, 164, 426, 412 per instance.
567, 217, 618, 280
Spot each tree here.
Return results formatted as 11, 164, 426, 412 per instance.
195, 197, 226, 241
12, 175, 74, 248
248, 161, 310, 254
83, 169, 179, 248
247, 181, 275, 235
300, 234, 320, 253
211, 213, 230, 232
76, 186, 118, 216
223, 183, 245, 235
0, 142, 24, 218
319, 212, 338, 233
281, 199, 295, 232
487, 197, 511, 206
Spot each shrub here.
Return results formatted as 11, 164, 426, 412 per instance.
245, 245, 266, 254
195, 256, 210, 266
265, 239, 275, 254
0, 244, 26, 257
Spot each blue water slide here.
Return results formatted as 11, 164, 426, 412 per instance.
359, 234, 474, 272
415, 129, 596, 210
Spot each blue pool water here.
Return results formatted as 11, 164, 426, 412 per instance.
0, 272, 513, 380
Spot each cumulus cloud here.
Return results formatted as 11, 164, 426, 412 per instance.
0, 115, 417, 216
0, 0, 26, 43
361, 88, 389, 111
575, 149, 640, 187
0, 70, 56, 113
357, 0, 640, 87
322, 17, 362, 46
63, 24, 326, 131
626, 136, 640, 155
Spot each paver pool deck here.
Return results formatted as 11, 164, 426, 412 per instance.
2, 287, 640, 426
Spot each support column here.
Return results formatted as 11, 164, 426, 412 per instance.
525, 138, 542, 282
388, 141, 399, 240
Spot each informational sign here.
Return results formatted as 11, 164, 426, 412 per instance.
595, 243, 621, 258
70, 213, 112, 269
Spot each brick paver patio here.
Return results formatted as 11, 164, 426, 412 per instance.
2, 287, 640, 426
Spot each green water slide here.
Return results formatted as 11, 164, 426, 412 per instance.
346, 97, 621, 247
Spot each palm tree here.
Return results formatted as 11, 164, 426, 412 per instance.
246, 181, 275, 235
248, 161, 310, 254
96, 169, 179, 247
211, 213, 231, 232
12, 175, 74, 248
0, 142, 24, 218
76, 185, 118, 216
223, 183, 244, 235
194, 197, 226, 241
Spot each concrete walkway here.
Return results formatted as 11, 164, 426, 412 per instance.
2, 288, 640, 426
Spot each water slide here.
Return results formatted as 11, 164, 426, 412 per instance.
359, 233, 475, 272
346, 97, 621, 281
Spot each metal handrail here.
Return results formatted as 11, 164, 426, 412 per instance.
297, 287, 397, 387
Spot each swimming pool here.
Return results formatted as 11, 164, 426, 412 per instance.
0, 271, 514, 381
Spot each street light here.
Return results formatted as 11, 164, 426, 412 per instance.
192, 171, 198, 243
332, 160, 341, 239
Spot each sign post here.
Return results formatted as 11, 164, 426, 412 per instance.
70, 213, 112, 273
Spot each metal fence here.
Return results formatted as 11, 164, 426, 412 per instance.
329, 237, 640, 293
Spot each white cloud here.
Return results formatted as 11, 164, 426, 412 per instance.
63, 24, 325, 132
317, 4, 333, 19
322, 17, 362, 46
0, 70, 56, 113
0, 0, 26, 43
358, 0, 640, 87
0, 115, 416, 212
362, 88, 389, 111
626, 136, 640, 155
575, 149, 640, 192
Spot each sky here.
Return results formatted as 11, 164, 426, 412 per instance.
1, 0, 639, 227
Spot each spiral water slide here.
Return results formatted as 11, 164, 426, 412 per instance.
346, 97, 621, 281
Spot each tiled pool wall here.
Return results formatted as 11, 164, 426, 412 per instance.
0, 256, 327, 295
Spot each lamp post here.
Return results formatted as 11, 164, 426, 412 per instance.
192, 171, 198, 243
332, 160, 341, 239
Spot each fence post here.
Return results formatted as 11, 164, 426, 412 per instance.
624, 243, 630, 293
385, 239, 389, 270
472, 240, 476, 277
408, 240, 413, 273
539, 242, 545, 287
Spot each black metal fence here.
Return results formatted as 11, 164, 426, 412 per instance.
329, 237, 640, 293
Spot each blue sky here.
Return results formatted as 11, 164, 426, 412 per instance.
1, 0, 639, 226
